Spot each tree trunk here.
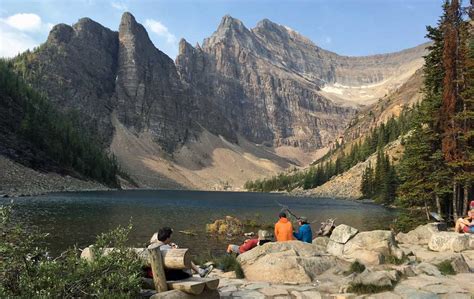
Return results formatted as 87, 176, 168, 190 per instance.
424, 199, 430, 220
435, 193, 442, 216
453, 181, 459, 221
462, 185, 469, 216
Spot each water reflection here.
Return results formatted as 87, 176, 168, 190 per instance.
1, 190, 397, 256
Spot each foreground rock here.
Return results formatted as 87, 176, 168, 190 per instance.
428, 232, 470, 252
396, 223, 441, 245
237, 241, 337, 283
327, 225, 403, 265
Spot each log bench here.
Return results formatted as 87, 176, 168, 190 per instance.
81, 244, 219, 296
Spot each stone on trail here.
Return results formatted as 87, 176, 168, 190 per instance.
450, 255, 470, 273
352, 269, 399, 287
237, 241, 336, 283
414, 262, 442, 277
396, 223, 440, 245
330, 224, 359, 244
428, 232, 470, 252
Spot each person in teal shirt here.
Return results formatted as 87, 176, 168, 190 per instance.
293, 216, 312, 243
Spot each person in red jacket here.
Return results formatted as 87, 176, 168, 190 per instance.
274, 211, 294, 241
226, 230, 272, 255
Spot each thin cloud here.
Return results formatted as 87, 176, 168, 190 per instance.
111, 1, 128, 11
0, 13, 51, 58
144, 19, 177, 44
0, 22, 38, 57
3, 13, 42, 32
324, 36, 332, 44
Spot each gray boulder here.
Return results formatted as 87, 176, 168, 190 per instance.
396, 223, 440, 245
237, 241, 336, 283
341, 230, 404, 265
352, 269, 399, 287
330, 224, 359, 244
428, 232, 470, 252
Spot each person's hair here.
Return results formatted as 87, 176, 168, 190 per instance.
279, 211, 286, 218
158, 227, 173, 241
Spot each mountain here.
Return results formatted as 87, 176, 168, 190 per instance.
6, 13, 427, 190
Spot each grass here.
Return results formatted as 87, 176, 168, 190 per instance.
384, 255, 407, 265
344, 260, 366, 275
347, 283, 394, 294
215, 254, 245, 278
436, 260, 455, 275
193, 252, 245, 279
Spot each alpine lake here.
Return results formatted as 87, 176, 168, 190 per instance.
1, 190, 397, 258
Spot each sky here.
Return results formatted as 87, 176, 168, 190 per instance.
0, 0, 447, 59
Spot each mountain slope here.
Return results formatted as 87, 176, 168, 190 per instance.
8, 13, 427, 190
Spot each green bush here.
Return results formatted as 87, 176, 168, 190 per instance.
436, 260, 455, 275
344, 260, 366, 275
391, 209, 428, 233
215, 255, 245, 279
347, 283, 394, 294
0, 204, 143, 297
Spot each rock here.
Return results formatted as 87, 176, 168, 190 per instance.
259, 287, 288, 297
237, 241, 336, 283
206, 216, 243, 236
291, 290, 322, 299
327, 240, 345, 257
450, 255, 470, 273
365, 292, 402, 299
415, 262, 442, 277
330, 224, 359, 244
231, 290, 265, 298
330, 230, 404, 265
150, 289, 219, 299
352, 269, 399, 287
391, 265, 416, 277
330, 294, 356, 299
396, 223, 440, 245
313, 236, 330, 248
428, 232, 470, 252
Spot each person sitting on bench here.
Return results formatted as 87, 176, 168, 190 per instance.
149, 227, 213, 279
455, 201, 474, 233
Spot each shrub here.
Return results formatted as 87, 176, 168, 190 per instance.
344, 260, 366, 275
436, 260, 455, 275
215, 255, 245, 279
347, 283, 394, 294
0, 204, 143, 297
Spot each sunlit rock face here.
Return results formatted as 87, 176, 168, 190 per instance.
23, 13, 425, 152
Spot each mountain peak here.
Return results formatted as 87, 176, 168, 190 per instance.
217, 14, 247, 33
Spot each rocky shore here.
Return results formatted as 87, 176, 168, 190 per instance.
205, 223, 474, 298
0, 155, 108, 197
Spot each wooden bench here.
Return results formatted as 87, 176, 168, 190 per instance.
81, 245, 219, 296
147, 243, 219, 296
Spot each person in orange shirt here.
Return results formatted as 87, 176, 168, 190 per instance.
274, 211, 294, 241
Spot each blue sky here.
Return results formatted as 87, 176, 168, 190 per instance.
0, 0, 446, 59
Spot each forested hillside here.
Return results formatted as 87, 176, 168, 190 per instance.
0, 60, 120, 187
397, 1, 473, 219
246, 0, 473, 220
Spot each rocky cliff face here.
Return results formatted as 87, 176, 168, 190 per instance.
116, 13, 189, 151
176, 15, 426, 148
12, 12, 427, 188
176, 16, 357, 149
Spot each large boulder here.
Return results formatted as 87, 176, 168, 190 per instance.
330, 224, 359, 244
237, 241, 336, 283
328, 230, 404, 265
428, 232, 470, 252
396, 223, 440, 245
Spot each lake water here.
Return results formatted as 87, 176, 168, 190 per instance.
1, 190, 397, 257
